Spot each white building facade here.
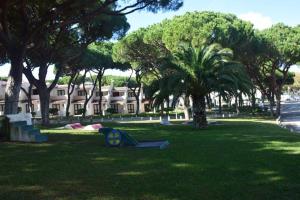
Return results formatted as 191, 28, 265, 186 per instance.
0, 81, 147, 117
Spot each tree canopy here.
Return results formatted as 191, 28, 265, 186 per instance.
0, 0, 183, 115
161, 11, 254, 57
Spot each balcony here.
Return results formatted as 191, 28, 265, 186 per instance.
72, 95, 85, 101
111, 91, 125, 101
94, 95, 109, 101
51, 95, 67, 101
72, 89, 88, 101
30, 94, 39, 101
94, 91, 109, 101
110, 96, 125, 101
127, 96, 136, 101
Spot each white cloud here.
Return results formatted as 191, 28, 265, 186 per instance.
239, 12, 273, 30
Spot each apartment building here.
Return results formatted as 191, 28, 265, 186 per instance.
0, 81, 147, 116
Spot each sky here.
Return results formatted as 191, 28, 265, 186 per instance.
0, 0, 299, 81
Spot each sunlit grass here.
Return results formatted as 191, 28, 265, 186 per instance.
1, 118, 300, 199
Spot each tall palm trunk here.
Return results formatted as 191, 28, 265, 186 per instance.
183, 95, 190, 120
192, 94, 207, 128
206, 94, 212, 109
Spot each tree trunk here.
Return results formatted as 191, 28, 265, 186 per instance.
275, 90, 281, 117
206, 95, 211, 109
218, 94, 222, 114
160, 103, 164, 117
98, 75, 103, 115
66, 92, 71, 118
235, 95, 239, 114
135, 94, 140, 115
133, 85, 141, 115
38, 85, 50, 126
166, 96, 170, 116
183, 95, 190, 120
4, 53, 23, 114
239, 94, 243, 107
82, 70, 99, 118
192, 95, 207, 128
21, 84, 33, 112
269, 94, 275, 117
82, 101, 88, 118
66, 73, 78, 117
251, 88, 256, 113
24, 60, 62, 125
262, 94, 265, 104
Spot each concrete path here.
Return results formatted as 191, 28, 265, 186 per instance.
279, 101, 300, 132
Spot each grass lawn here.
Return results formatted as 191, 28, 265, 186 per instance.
1, 118, 300, 200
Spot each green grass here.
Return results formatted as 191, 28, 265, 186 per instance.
1, 118, 300, 200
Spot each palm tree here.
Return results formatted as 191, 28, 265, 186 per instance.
171, 43, 251, 128
147, 70, 183, 118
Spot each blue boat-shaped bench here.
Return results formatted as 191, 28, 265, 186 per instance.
99, 127, 169, 149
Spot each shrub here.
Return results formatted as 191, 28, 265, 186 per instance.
31, 111, 36, 117
106, 108, 116, 114
0, 117, 10, 140
49, 108, 59, 115
77, 108, 86, 115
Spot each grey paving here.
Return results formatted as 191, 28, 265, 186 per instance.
279, 101, 300, 133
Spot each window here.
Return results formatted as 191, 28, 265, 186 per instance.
112, 92, 119, 97
25, 104, 34, 113
78, 90, 85, 96
110, 104, 120, 113
144, 104, 151, 112
32, 89, 39, 95
128, 104, 135, 113
57, 90, 65, 96
128, 92, 135, 98
112, 91, 125, 97
52, 104, 60, 111
102, 91, 108, 96
0, 104, 4, 112
74, 104, 82, 115
93, 104, 100, 114
96, 91, 105, 97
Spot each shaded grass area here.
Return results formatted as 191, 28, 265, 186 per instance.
1, 119, 300, 199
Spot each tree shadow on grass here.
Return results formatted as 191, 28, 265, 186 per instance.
1, 120, 300, 199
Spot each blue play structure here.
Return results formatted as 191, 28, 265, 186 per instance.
99, 128, 169, 149
0, 115, 47, 143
